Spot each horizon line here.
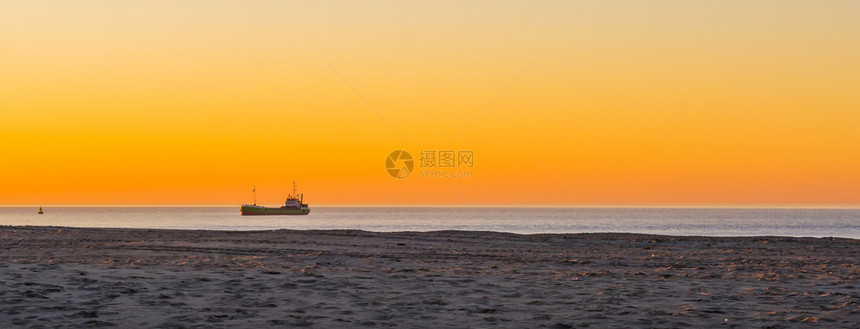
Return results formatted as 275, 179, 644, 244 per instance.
3, 203, 860, 209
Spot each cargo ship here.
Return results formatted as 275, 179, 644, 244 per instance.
240, 181, 310, 216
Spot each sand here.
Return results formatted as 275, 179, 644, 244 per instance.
1, 226, 858, 328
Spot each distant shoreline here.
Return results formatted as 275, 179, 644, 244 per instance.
2, 225, 859, 241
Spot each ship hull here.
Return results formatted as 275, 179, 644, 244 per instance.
240, 205, 310, 216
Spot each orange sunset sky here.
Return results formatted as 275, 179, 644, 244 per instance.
2, 1, 859, 205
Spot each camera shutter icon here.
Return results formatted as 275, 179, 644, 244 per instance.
385, 150, 414, 179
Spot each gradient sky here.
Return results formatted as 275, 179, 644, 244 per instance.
2, 1, 859, 204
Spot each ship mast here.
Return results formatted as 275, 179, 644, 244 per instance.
253, 185, 256, 205
292, 180, 297, 199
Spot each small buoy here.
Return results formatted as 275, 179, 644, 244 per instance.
38, 206, 44, 214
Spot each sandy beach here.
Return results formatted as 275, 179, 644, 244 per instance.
1, 226, 858, 328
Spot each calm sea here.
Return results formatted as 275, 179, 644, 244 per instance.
1, 206, 859, 239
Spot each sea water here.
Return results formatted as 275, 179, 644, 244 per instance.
1, 206, 858, 239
